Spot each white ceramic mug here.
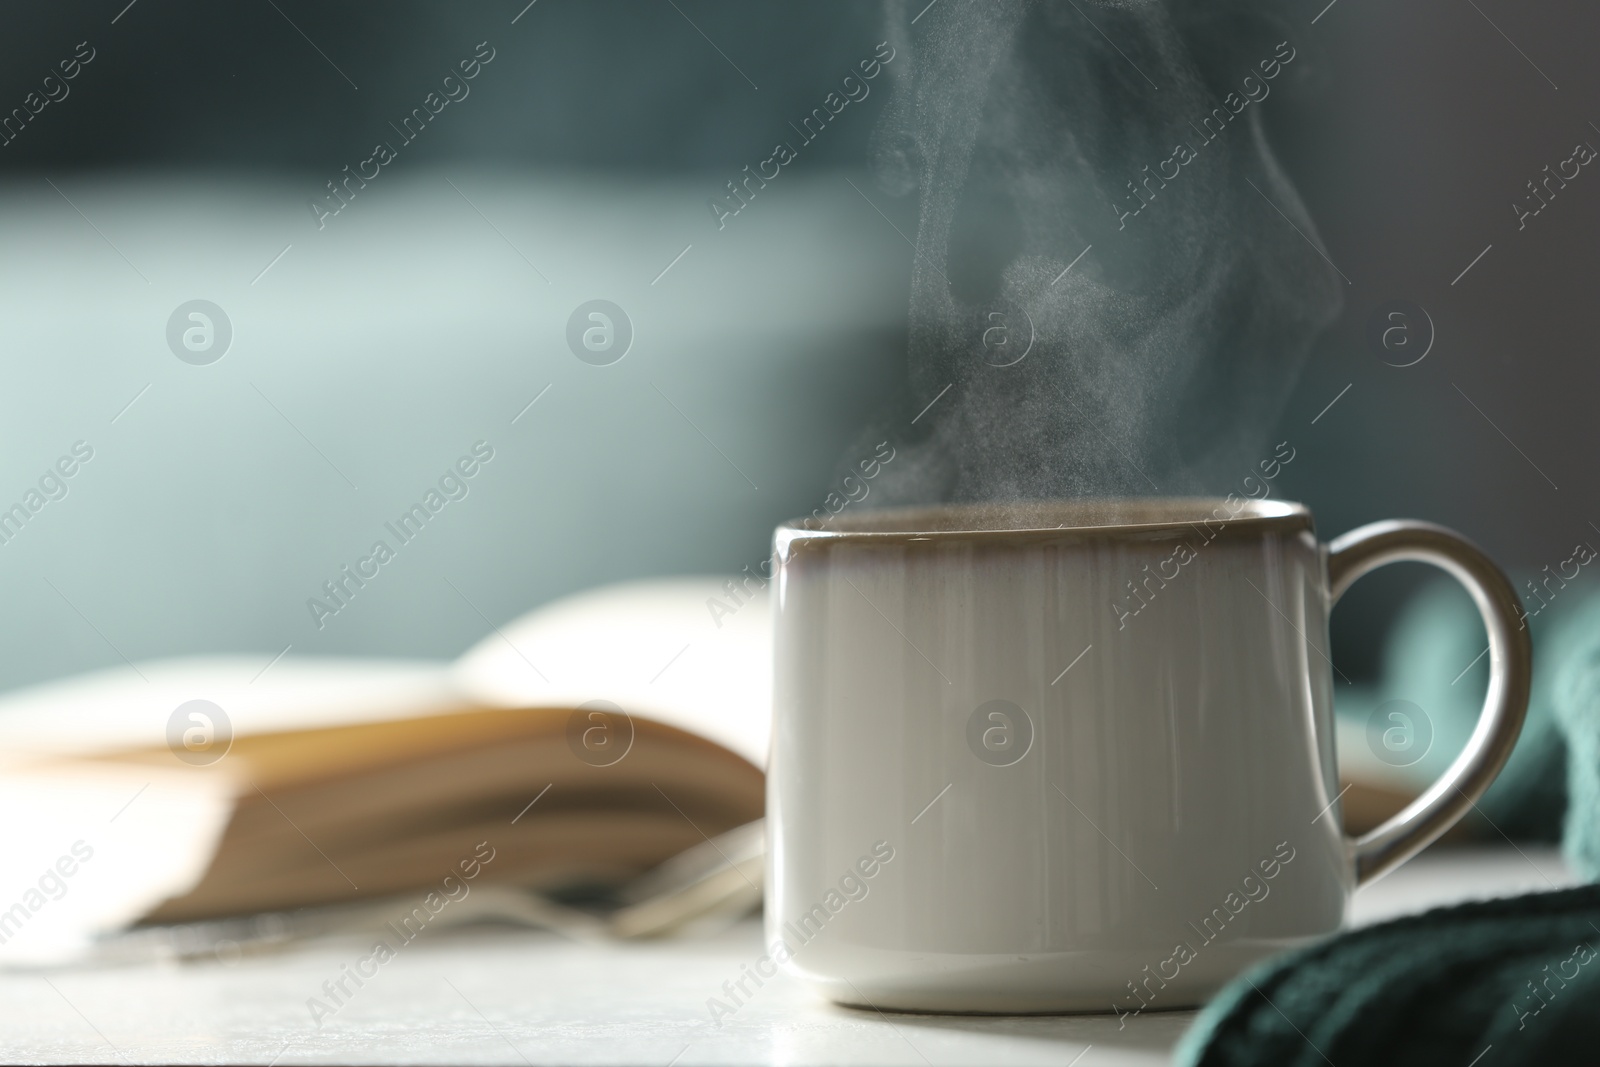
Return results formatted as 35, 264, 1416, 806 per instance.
767, 499, 1530, 1013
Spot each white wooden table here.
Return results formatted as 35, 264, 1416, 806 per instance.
0, 847, 1571, 1065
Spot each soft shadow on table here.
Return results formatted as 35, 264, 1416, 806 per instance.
823, 999, 1196, 1056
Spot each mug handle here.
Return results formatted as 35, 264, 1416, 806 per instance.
1325, 520, 1533, 885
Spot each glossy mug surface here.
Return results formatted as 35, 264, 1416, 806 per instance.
767, 499, 1530, 1014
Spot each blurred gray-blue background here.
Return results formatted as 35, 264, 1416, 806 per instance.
0, 0, 1596, 691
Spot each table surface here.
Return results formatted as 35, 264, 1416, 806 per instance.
0, 846, 1572, 1066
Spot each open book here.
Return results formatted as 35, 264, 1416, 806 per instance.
0, 579, 768, 965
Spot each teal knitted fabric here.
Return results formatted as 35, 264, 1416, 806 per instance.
1178, 583, 1600, 1065
1554, 593, 1600, 879
1174, 885, 1600, 1066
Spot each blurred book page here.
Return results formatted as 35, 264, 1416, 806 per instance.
452, 577, 771, 767
0, 657, 456, 965
0, 765, 232, 965
0, 656, 458, 761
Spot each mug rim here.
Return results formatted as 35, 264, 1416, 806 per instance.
776, 497, 1313, 546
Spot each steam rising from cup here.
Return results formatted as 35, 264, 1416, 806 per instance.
853, 0, 1343, 506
